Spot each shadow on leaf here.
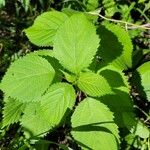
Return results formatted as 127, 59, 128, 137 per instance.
100, 69, 126, 88
99, 89, 135, 128
72, 122, 119, 150
96, 25, 123, 67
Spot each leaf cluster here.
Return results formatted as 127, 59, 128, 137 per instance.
0, 9, 150, 150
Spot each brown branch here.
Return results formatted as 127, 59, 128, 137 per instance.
87, 12, 150, 30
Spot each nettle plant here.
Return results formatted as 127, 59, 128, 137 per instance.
0, 10, 150, 149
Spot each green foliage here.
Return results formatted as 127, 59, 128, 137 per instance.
0, 54, 55, 102
131, 121, 150, 139
24, 11, 69, 46
125, 121, 150, 149
54, 13, 99, 74
77, 71, 112, 97
86, 0, 99, 11
102, 0, 117, 17
71, 97, 119, 150
97, 65, 135, 128
2, 97, 25, 127
0, 8, 149, 150
98, 65, 130, 90
98, 23, 133, 70
21, 83, 76, 138
133, 61, 150, 101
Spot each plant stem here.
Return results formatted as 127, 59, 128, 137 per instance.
87, 11, 150, 30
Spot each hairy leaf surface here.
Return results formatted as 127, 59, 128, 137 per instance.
71, 97, 119, 150
0, 54, 55, 102
54, 13, 100, 74
2, 97, 25, 127
98, 23, 133, 70
77, 72, 112, 97
24, 11, 68, 46
21, 83, 76, 138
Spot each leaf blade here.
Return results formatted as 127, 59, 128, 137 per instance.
77, 71, 112, 97
24, 11, 69, 46
0, 54, 55, 102
98, 23, 133, 70
71, 97, 119, 150
2, 97, 25, 127
21, 83, 76, 138
54, 13, 100, 74
134, 61, 150, 101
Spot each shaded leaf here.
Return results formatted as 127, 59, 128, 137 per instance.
32, 50, 54, 57
99, 88, 135, 128
98, 66, 135, 128
135, 61, 150, 101
71, 97, 119, 150
21, 83, 76, 138
97, 23, 133, 70
98, 65, 130, 91
32, 50, 63, 82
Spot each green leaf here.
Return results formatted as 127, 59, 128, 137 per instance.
0, 54, 55, 102
62, 8, 80, 17
32, 50, 54, 57
98, 65, 130, 91
54, 13, 100, 74
71, 97, 119, 150
99, 88, 135, 128
32, 50, 63, 82
98, 66, 135, 128
21, 102, 48, 138
131, 121, 150, 139
40, 83, 76, 125
86, 0, 99, 11
24, 11, 69, 46
103, 0, 117, 17
62, 8, 99, 22
2, 97, 26, 127
77, 72, 112, 97
125, 134, 140, 148
61, 71, 77, 83
97, 23, 133, 70
21, 83, 76, 138
30, 50, 64, 83
135, 61, 150, 101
